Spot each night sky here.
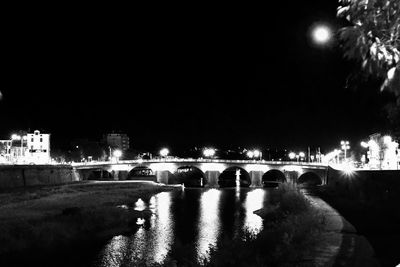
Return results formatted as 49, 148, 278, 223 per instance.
1, 2, 395, 153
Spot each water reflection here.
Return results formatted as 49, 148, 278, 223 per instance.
196, 189, 221, 261
148, 192, 173, 263
93, 188, 271, 266
96, 235, 129, 267
95, 192, 173, 265
243, 189, 266, 235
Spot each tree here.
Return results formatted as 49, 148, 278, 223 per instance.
337, 0, 400, 93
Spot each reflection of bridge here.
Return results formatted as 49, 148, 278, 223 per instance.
73, 159, 328, 187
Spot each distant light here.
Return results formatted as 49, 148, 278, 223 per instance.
383, 135, 392, 145
246, 151, 254, 158
253, 150, 261, 158
0, 90, 3, 101
203, 148, 216, 158
11, 134, 21, 140
341, 163, 355, 177
299, 152, 305, 158
360, 141, 369, 148
113, 150, 122, 158
288, 152, 296, 160
312, 25, 332, 44
160, 148, 169, 157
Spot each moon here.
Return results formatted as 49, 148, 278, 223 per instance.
311, 25, 332, 45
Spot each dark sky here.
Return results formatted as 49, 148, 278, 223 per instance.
0, 2, 394, 153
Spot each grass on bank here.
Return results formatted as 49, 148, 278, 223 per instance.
0, 181, 176, 259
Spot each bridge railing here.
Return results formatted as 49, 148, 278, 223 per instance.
71, 158, 328, 167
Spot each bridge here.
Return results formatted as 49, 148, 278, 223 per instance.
73, 159, 328, 187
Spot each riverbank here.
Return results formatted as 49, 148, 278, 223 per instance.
302, 190, 379, 267
0, 180, 179, 266
314, 186, 400, 267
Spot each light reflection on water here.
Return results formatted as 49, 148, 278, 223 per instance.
148, 192, 173, 263
93, 188, 269, 266
243, 189, 266, 235
196, 189, 221, 261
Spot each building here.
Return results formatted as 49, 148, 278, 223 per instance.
25, 130, 51, 164
105, 133, 130, 151
0, 140, 12, 163
365, 133, 400, 170
2, 130, 51, 164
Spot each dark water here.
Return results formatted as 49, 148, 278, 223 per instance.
90, 187, 271, 266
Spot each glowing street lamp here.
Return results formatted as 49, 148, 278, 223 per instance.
11, 134, 21, 140
360, 141, 369, 148
341, 140, 350, 163
159, 148, 169, 158
288, 152, 296, 161
246, 151, 254, 158
299, 152, 305, 161
203, 148, 216, 158
113, 149, 122, 158
383, 135, 392, 145
253, 149, 262, 160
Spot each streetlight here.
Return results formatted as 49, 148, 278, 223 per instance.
288, 152, 296, 161
299, 152, 305, 161
159, 148, 169, 158
253, 149, 262, 160
341, 140, 350, 163
246, 149, 262, 160
203, 148, 216, 158
113, 149, 122, 162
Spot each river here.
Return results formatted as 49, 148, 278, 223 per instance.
88, 187, 271, 266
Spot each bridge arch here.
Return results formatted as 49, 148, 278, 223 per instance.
87, 169, 113, 180
262, 169, 286, 187
127, 166, 155, 180
173, 166, 206, 187
218, 166, 251, 187
297, 172, 322, 186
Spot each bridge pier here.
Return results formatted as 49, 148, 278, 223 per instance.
249, 171, 263, 187
284, 171, 299, 184
111, 170, 128, 180
205, 171, 220, 187
156, 171, 173, 184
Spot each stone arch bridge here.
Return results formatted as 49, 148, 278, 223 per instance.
73, 159, 328, 187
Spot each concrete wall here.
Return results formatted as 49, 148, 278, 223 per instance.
326, 167, 400, 205
0, 165, 80, 189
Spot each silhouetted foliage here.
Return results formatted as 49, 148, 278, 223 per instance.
338, 0, 400, 92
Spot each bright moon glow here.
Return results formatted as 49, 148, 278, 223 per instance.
312, 25, 331, 44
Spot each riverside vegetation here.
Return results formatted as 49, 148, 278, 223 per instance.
0, 181, 177, 266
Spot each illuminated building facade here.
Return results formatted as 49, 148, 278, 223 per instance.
26, 130, 51, 164
1, 130, 51, 164
105, 133, 130, 151
366, 133, 399, 170
0, 140, 12, 163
